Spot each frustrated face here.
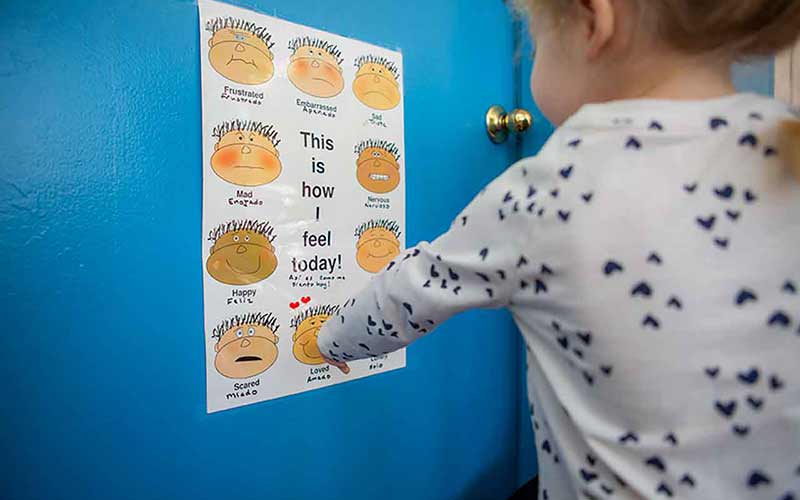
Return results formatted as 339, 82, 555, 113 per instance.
356, 146, 400, 193
353, 62, 400, 110
211, 128, 281, 186
292, 314, 332, 365
214, 323, 278, 379
356, 227, 400, 273
208, 28, 274, 85
207, 229, 277, 285
288, 45, 344, 98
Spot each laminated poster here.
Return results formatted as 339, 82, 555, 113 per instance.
199, 0, 406, 413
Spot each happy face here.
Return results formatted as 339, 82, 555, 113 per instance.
357, 146, 400, 194
211, 125, 281, 186
287, 40, 344, 98
353, 61, 400, 110
292, 313, 333, 365
208, 23, 274, 85
206, 224, 277, 285
214, 321, 278, 379
356, 227, 401, 273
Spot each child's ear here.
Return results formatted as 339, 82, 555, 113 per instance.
578, 0, 615, 60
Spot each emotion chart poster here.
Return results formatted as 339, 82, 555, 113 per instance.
198, 0, 406, 413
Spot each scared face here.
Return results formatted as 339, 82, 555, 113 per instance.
292, 314, 332, 365
207, 229, 277, 285
287, 45, 344, 98
208, 28, 274, 85
353, 62, 400, 110
356, 227, 400, 273
211, 128, 281, 186
357, 146, 400, 194
214, 323, 278, 379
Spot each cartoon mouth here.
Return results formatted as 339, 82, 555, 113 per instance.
311, 77, 335, 87
364, 90, 390, 99
227, 55, 257, 68
235, 356, 263, 363
225, 255, 262, 275
369, 174, 390, 181
368, 250, 393, 259
233, 165, 264, 170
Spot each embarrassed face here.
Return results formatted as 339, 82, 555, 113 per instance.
211, 129, 281, 186
292, 314, 332, 365
206, 230, 277, 285
356, 227, 400, 273
353, 63, 400, 110
214, 323, 278, 379
287, 45, 344, 98
356, 147, 400, 194
208, 28, 274, 85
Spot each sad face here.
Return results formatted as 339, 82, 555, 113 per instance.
214, 318, 279, 379
287, 38, 344, 98
211, 123, 281, 186
356, 226, 401, 274
353, 58, 400, 110
207, 20, 274, 85
206, 222, 277, 285
357, 145, 400, 194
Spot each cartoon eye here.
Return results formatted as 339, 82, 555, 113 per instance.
379, 69, 383, 73
234, 34, 247, 41
249, 136, 254, 142
372, 151, 381, 157
238, 135, 244, 141
233, 235, 240, 242
248, 327, 255, 336
244, 235, 250, 241
236, 329, 243, 338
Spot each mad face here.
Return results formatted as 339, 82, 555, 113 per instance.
211, 128, 281, 186
207, 229, 277, 285
208, 28, 274, 85
288, 45, 344, 98
356, 227, 400, 273
357, 146, 400, 194
353, 62, 400, 110
214, 323, 278, 379
292, 314, 332, 365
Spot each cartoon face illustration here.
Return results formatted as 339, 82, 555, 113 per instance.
291, 305, 340, 365
206, 17, 275, 85
355, 139, 401, 194
213, 313, 279, 379
287, 36, 345, 98
355, 220, 401, 273
206, 220, 277, 285
211, 120, 282, 186
353, 55, 401, 110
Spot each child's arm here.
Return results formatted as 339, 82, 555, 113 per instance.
317, 162, 534, 364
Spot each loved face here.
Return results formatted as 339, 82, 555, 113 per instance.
207, 230, 277, 285
211, 129, 281, 186
208, 28, 274, 85
356, 147, 400, 194
292, 314, 332, 365
214, 323, 278, 378
356, 227, 400, 273
287, 46, 344, 98
352, 63, 400, 110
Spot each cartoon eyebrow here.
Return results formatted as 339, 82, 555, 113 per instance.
212, 312, 280, 341
290, 304, 340, 329
355, 219, 401, 239
354, 139, 401, 162
205, 17, 275, 49
212, 120, 280, 147
288, 36, 344, 65
208, 219, 277, 244
354, 54, 400, 79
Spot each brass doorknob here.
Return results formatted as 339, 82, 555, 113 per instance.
486, 105, 533, 144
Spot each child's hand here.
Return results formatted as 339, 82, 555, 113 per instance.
323, 354, 350, 374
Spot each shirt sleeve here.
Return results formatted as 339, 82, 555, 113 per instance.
317, 159, 536, 363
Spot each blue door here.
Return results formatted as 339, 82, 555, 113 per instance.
0, 1, 546, 499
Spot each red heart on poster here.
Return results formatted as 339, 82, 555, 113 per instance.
289, 302, 300, 309
301, 296, 311, 304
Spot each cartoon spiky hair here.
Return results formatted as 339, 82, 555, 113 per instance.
354, 139, 400, 162
355, 219, 401, 239
291, 304, 340, 329
205, 17, 275, 49
212, 120, 280, 147
212, 312, 280, 341
288, 36, 344, 65
208, 219, 276, 245
354, 55, 399, 79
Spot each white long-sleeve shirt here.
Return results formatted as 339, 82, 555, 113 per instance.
318, 93, 800, 500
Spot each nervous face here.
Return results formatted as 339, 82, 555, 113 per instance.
292, 309, 336, 365
214, 316, 279, 379
206, 221, 277, 285
211, 121, 281, 186
207, 19, 275, 85
356, 145, 400, 194
356, 226, 401, 273
287, 38, 344, 98
353, 57, 400, 110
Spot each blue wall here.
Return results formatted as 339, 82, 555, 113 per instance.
0, 1, 524, 499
